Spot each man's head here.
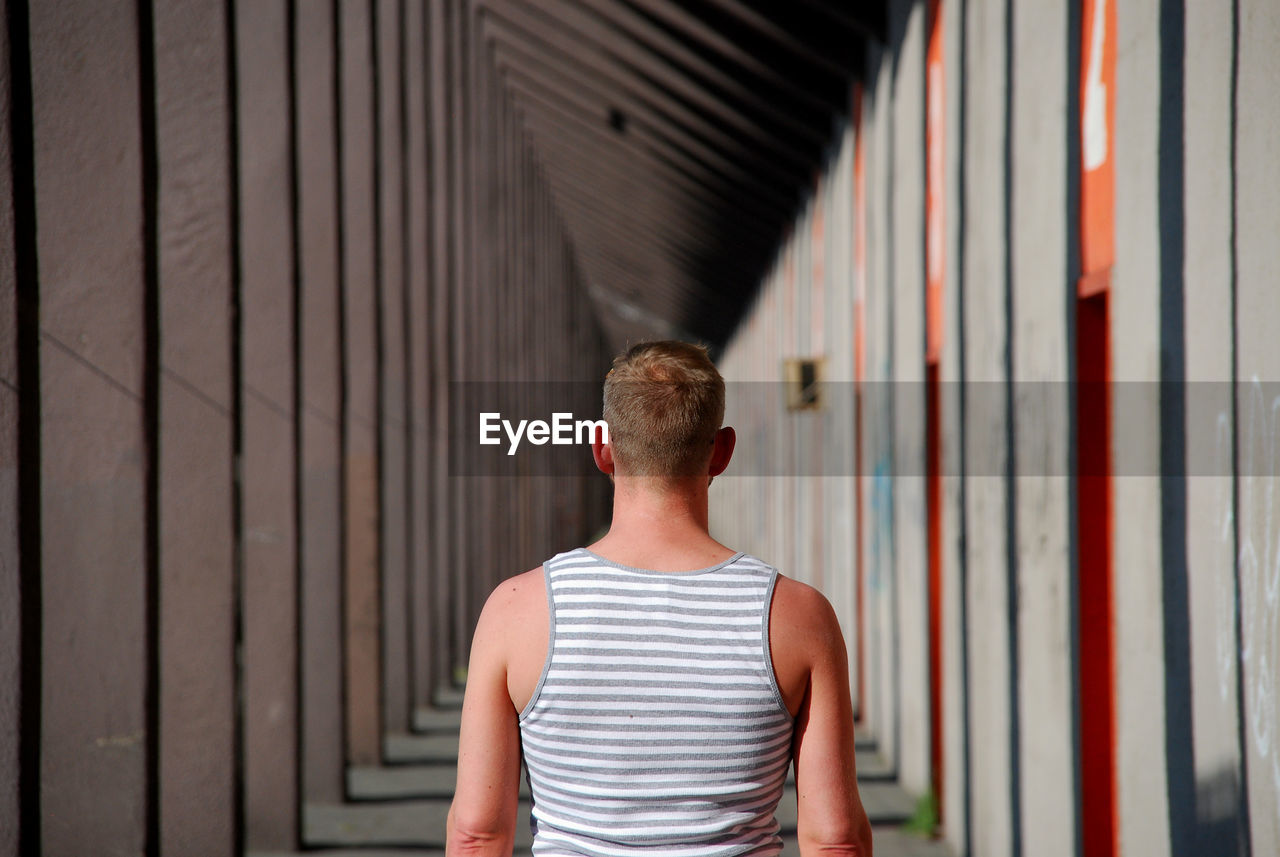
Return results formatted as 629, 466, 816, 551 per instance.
600, 340, 728, 478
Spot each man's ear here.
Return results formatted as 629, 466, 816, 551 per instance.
592, 436, 615, 476
708, 426, 736, 478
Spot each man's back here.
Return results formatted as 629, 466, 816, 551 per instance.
516, 548, 793, 855
447, 342, 871, 856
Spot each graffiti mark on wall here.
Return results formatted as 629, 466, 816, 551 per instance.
1239, 376, 1280, 820
1219, 377, 1280, 825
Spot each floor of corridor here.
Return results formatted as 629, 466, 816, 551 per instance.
251, 687, 957, 857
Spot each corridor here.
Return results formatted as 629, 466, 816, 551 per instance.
3, 1, 1279, 856
257, 688, 944, 855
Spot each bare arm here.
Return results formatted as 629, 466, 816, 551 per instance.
775, 579, 874, 857
446, 585, 524, 856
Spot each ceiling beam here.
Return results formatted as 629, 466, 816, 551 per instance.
479, 0, 823, 156
564, 0, 839, 123
683, 0, 863, 79
479, 9, 814, 176
616, 0, 844, 109
510, 109, 771, 290
497, 70, 791, 233
489, 36, 805, 191
495, 59, 798, 214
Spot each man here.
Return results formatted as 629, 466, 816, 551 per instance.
448, 341, 873, 856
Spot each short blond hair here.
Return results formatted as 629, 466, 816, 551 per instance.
602, 340, 725, 476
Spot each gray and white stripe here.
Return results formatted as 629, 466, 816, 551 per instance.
519, 549, 794, 857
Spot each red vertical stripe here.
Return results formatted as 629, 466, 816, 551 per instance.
1076, 291, 1116, 857
925, 0, 946, 824
1077, 0, 1116, 854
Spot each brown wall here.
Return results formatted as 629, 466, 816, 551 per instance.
154, 0, 237, 851
1, 4, 20, 852
1, 0, 612, 851
236, 0, 299, 846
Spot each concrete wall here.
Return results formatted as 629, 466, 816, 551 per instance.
712, 1, 1280, 856
0, 5, 20, 852
0, 0, 612, 851
236, 0, 299, 846
1234, 2, 1280, 850
154, 0, 237, 850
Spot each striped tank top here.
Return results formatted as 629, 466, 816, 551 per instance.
518, 548, 795, 857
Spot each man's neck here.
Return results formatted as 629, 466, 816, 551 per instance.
587, 477, 734, 571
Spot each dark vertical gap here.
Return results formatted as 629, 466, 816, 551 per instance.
8, 0, 42, 852
1226, 0, 1252, 851
369, 0, 388, 763
1062, 0, 1083, 854
224, 0, 247, 852
135, 0, 162, 851
331, 0, 351, 779
1001, 0, 1022, 853
284, 0, 306, 841
1158, 1, 1195, 855
956, 0, 974, 852
397, 0, 415, 734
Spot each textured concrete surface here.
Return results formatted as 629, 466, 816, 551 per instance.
1234, 2, 1280, 850
376, 0, 411, 739
155, 0, 237, 850
959, 0, 1015, 854
1112, 1, 1171, 853
296, 0, 346, 805
30, 1, 149, 852
1009, 1, 1074, 856
237, 0, 300, 848
0, 4, 19, 850
339, 0, 384, 769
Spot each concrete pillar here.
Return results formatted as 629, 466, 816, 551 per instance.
153, 0, 237, 851
236, 0, 299, 845
960, 0, 1015, 852
404, 0, 434, 715
1183, 0, 1246, 852
338, 0, 383, 767
888, 0, 931, 801
295, 0, 345, 803
428, 0, 455, 697
863, 47, 900, 765
29, 0, 150, 851
0, 7, 20, 848
939, 0, 969, 849
1009, 1, 1074, 855
376, 0, 411, 737
449, 0, 471, 675
1234, 2, 1280, 851
1112, 1, 1171, 854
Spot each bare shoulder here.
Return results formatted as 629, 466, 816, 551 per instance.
480, 566, 545, 620
769, 574, 847, 717
771, 574, 843, 649
475, 566, 546, 651
473, 567, 549, 712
